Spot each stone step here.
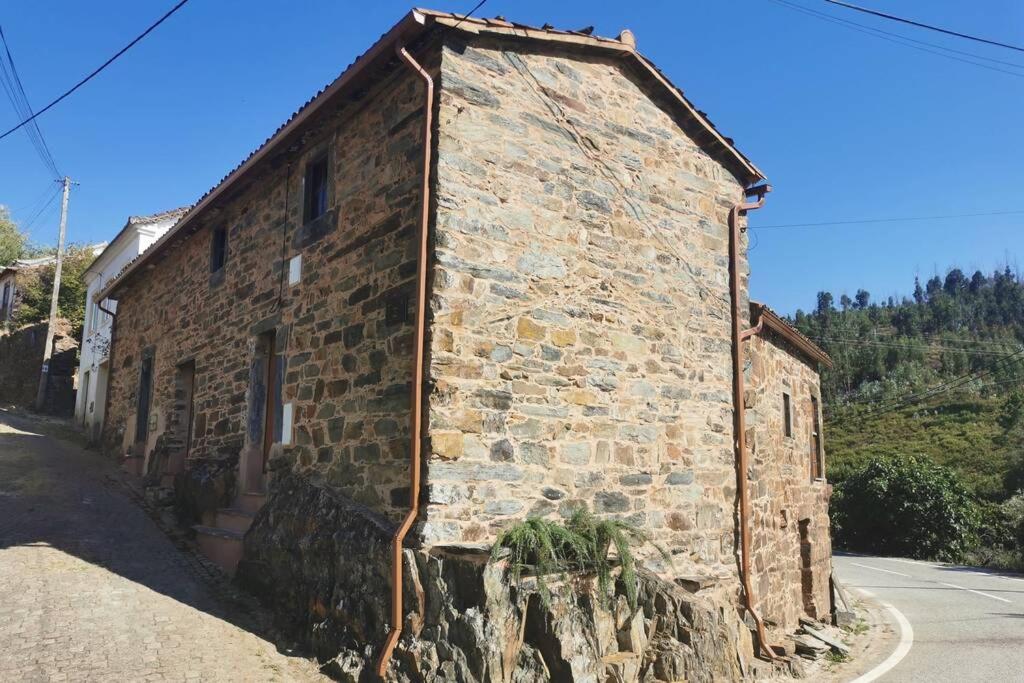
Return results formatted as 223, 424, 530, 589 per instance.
193, 525, 244, 576
235, 491, 267, 514
121, 455, 144, 477
215, 507, 256, 534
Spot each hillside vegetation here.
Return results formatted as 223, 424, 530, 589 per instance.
790, 266, 1024, 565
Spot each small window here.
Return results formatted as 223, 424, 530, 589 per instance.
288, 255, 302, 285
386, 293, 409, 326
303, 154, 329, 223
810, 396, 824, 481
211, 226, 228, 273
783, 392, 792, 438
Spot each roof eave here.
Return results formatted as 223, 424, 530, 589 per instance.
97, 9, 430, 303
753, 303, 833, 369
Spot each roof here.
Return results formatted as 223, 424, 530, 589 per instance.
84, 207, 189, 278
750, 302, 833, 369
2, 243, 107, 278
98, 8, 766, 302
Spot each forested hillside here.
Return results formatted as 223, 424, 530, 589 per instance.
791, 266, 1024, 565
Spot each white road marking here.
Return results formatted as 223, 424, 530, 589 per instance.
851, 562, 911, 578
851, 588, 914, 683
938, 581, 1012, 604
878, 557, 941, 568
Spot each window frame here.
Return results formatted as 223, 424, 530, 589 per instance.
810, 395, 824, 481
210, 225, 229, 274
782, 391, 793, 438
302, 152, 330, 225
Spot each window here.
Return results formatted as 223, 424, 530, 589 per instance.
303, 154, 329, 223
810, 396, 824, 480
288, 255, 302, 285
783, 392, 792, 438
1, 283, 9, 320
210, 226, 228, 273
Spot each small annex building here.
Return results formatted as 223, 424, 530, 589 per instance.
98, 9, 835, 681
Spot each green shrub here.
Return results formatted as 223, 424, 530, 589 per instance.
490, 508, 667, 609
832, 454, 979, 561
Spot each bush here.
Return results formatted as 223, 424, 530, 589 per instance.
490, 508, 668, 609
832, 454, 979, 561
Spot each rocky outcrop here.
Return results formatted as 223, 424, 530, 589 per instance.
238, 474, 776, 682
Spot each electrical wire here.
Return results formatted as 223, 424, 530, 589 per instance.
0, 25, 61, 178
0, 0, 190, 143
832, 346, 1024, 418
767, 0, 1024, 79
779, 0, 1024, 70
449, 0, 489, 31
821, 0, 1024, 54
811, 336, 1021, 357
752, 208, 1024, 229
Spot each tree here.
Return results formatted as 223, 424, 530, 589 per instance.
832, 454, 979, 561
970, 270, 987, 293
855, 289, 870, 309
816, 291, 834, 316
913, 276, 925, 304
926, 275, 943, 299
0, 207, 28, 267
13, 244, 94, 337
944, 268, 966, 296
840, 294, 852, 311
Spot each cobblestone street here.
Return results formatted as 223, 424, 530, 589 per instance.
0, 412, 326, 682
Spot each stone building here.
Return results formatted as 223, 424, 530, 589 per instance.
76, 208, 186, 444
98, 9, 834, 680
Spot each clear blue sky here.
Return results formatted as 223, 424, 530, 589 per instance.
1, 0, 1021, 314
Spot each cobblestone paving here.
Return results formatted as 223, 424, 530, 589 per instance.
0, 413, 326, 682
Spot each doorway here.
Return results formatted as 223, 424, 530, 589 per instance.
243, 330, 281, 493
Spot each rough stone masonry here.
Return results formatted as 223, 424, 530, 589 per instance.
101, 10, 833, 680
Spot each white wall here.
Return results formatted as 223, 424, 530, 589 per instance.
77, 218, 177, 441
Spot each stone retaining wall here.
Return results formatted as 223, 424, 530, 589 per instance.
0, 319, 77, 414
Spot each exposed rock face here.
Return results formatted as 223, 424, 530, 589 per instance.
239, 475, 761, 682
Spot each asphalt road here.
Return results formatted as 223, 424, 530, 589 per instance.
833, 554, 1024, 682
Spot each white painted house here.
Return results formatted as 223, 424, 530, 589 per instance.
76, 208, 187, 442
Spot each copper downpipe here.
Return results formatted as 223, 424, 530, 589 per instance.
728, 184, 778, 661
375, 44, 434, 679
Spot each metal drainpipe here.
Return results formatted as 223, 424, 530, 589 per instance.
728, 183, 778, 661
375, 43, 433, 680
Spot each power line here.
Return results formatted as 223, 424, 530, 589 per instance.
834, 346, 1024, 418
821, 0, 1024, 54
752, 208, 1024, 229
811, 336, 1021, 357
20, 186, 60, 235
449, 0, 489, 31
0, 25, 61, 178
0, 0, 190, 144
767, 0, 1024, 79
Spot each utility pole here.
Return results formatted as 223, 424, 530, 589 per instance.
34, 175, 72, 412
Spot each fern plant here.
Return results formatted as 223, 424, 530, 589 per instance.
490, 508, 668, 609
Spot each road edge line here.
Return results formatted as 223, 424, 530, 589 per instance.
850, 588, 914, 683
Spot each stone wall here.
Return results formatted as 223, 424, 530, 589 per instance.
238, 474, 780, 683
103, 46, 437, 521
0, 319, 78, 414
423, 35, 752, 593
745, 330, 832, 631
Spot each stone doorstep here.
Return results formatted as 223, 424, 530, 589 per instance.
215, 507, 257, 534
236, 491, 267, 514
193, 525, 245, 576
